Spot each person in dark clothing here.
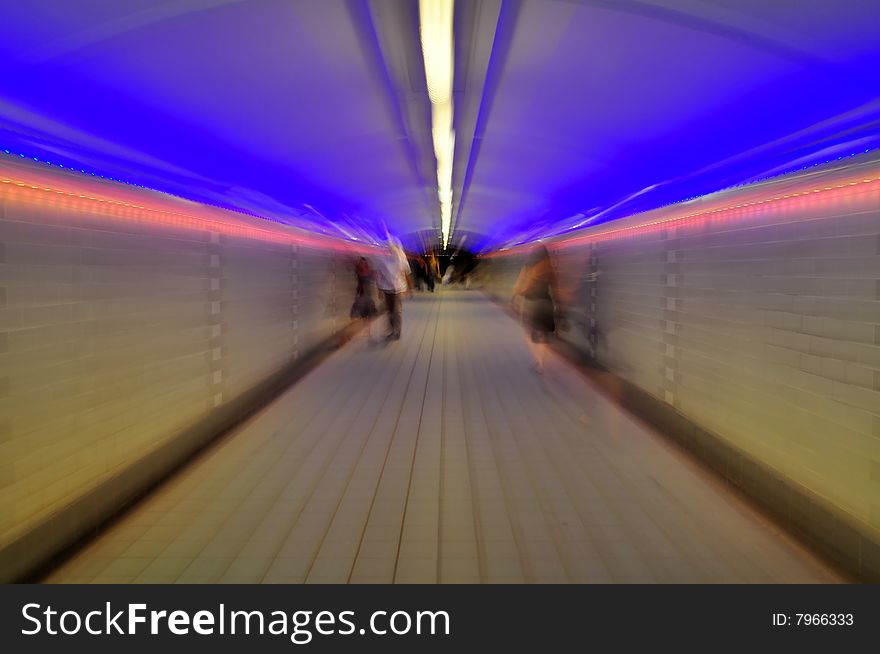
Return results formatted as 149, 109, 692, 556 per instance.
350, 257, 377, 322
512, 245, 558, 374
415, 256, 429, 291
426, 253, 439, 292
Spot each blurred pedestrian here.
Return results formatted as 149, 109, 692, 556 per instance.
415, 255, 429, 291
350, 256, 377, 323
512, 245, 559, 374
374, 236, 412, 341
427, 253, 440, 292
442, 262, 455, 286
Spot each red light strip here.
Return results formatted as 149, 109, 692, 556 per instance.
485, 173, 879, 258
0, 173, 375, 254
569, 177, 879, 247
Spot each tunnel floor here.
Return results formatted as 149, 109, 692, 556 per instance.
45, 290, 841, 583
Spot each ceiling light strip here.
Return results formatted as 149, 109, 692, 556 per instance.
419, 0, 455, 249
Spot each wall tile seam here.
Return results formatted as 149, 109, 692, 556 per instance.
672, 390, 880, 434
0, 236, 219, 254
669, 214, 880, 240
676, 362, 880, 402
615, 234, 879, 246
673, 225, 880, 241
676, 314, 880, 330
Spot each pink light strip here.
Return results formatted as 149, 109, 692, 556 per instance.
0, 164, 375, 254
485, 170, 880, 258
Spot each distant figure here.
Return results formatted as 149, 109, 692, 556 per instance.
415, 255, 429, 292
512, 245, 558, 374
350, 257, 377, 323
427, 254, 440, 292
442, 263, 455, 286
374, 236, 412, 341
461, 258, 478, 290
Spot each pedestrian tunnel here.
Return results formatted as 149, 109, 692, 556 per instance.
0, 0, 878, 583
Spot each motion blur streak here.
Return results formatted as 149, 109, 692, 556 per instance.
0, 161, 373, 254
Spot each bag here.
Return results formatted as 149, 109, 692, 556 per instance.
513, 265, 532, 297
515, 262, 549, 300
350, 293, 376, 319
523, 278, 544, 300
524, 267, 550, 300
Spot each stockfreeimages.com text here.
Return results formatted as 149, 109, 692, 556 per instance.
22, 603, 450, 644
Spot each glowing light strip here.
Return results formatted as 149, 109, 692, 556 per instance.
419, 0, 455, 249
486, 174, 880, 257
419, 0, 454, 105
508, 147, 880, 246
0, 175, 375, 253
2, 146, 144, 187
729, 147, 877, 190
562, 177, 880, 247
0, 146, 328, 234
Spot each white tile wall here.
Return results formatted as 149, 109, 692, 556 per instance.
485, 160, 880, 538
0, 187, 355, 555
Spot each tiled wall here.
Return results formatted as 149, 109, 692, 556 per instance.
483, 160, 880, 553
0, 173, 356, 577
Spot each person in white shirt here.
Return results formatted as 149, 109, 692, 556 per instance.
373, 236, 412, 341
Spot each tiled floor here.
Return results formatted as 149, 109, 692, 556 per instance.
45, 291, 842, 583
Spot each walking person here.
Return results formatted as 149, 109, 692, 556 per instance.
374, 236, 412, 342
350, 256, 377, 321
427, 253, 440, 292
415, 255, 429, 292
512, 245, 559, 374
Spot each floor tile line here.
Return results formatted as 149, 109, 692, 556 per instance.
284, 295, 441, 581
210, 336, 395, 582
300, 301, 437, 583
346, 295, 442, 583
468, 309, 573, 581
459, 309, 529, 581
392, 294, 443, 583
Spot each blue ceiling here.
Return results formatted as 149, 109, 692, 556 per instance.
0, 0, 878, 252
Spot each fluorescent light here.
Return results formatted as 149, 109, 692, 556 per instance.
419, 0, 455, 249
419, 0, 454, 105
